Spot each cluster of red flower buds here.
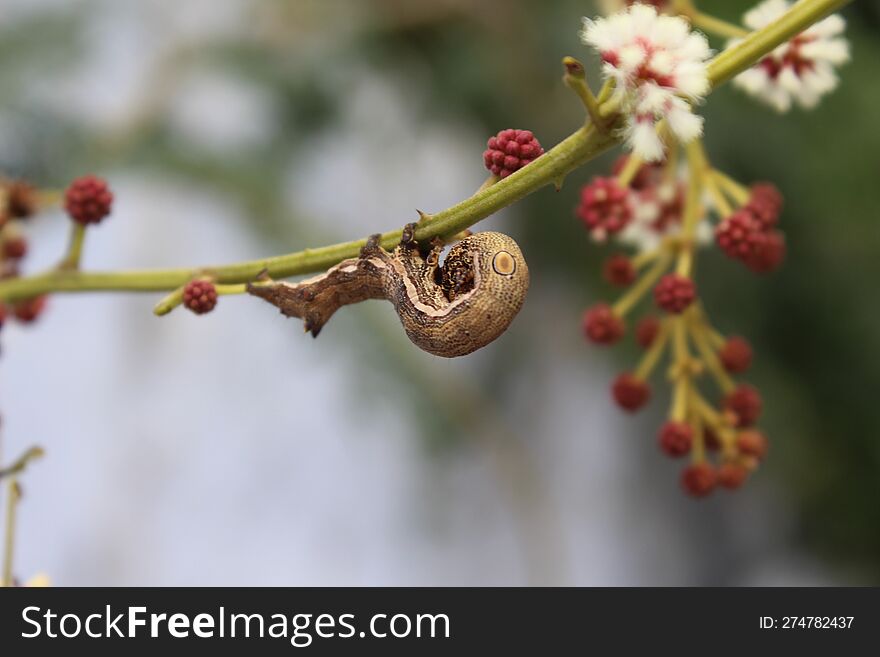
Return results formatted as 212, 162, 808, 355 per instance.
577, 150, 778, 497
1, 175, 115, 335
1, 179, 46, 328
183, 279, 218, 314
483, 129, 545, 179
64, 175, 114, 226
714, 181, 786, 273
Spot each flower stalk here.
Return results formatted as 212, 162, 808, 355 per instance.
2, 479, 21, 587
58, 224, 87, 270
562, 56, 607, 130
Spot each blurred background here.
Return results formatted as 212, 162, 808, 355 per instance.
1, 0, 878, 586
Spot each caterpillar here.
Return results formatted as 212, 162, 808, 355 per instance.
247, 224, 529, 357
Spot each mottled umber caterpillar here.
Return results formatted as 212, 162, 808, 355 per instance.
247, 224, 529, 357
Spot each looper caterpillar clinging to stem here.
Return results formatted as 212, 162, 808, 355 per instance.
247, 224, 529, 357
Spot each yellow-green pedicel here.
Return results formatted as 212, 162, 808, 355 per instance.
247, 228, 529, 357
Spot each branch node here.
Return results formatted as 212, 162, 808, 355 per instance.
153, 286, 185, 316
0, 445, 45, 482
562, 56, 606, 131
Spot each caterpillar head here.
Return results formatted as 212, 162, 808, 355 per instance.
431, 231, 529, 355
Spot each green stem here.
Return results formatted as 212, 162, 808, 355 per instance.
562, 56, 606, 130
59, 224, 87, 270
2, 479, 20, 587
153, 287, 184, 316
672, 376, 689, 422
675, 140, 707, 278
616, 154, 644, 188
631, 246, 662, 270
0, 446, 44, 481
689, 407, 706, 463
216, 283, 248, 296
689, 318, 736, 395
634, 320, 671, 380
669, 316, 693, 421
704, 172, 734, 217
0, 125, 617, 302
713, 170, 751, 205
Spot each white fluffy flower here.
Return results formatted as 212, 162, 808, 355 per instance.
616, 176, 711, 254
580, 4, 711, 162
731, 0, 849, 112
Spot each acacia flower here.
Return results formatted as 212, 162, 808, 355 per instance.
731, 0, 849, 112
618, 177, 712, 253
580, 5, 711, 161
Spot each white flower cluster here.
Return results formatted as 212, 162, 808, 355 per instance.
616, 178, 712, 254
731, 0, 849, 112
580, 4, 712, 162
